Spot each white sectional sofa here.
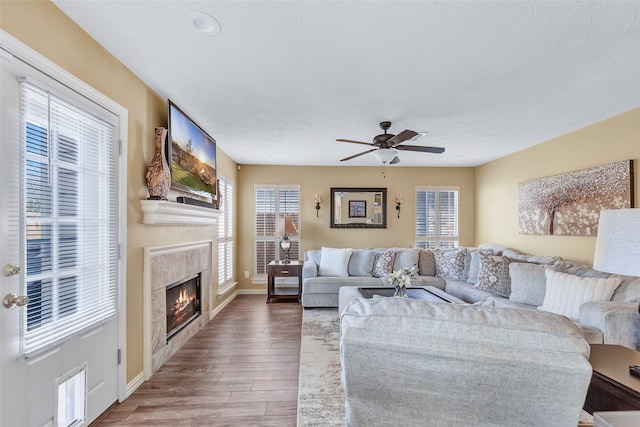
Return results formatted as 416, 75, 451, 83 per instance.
302, 245, 640, 350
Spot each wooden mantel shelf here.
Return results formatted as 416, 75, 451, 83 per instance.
140, 200, 221, 225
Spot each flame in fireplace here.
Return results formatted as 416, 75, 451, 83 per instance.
166, 276, 201, 341
173, 286, 191, 314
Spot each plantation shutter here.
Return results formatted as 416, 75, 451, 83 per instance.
217, 175, 234, 287
20, 80, 118, 357
254, 185, 300, 277
416, 187, 459, 249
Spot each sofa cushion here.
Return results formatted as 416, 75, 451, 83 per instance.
347, 249, 376, 277
611, 276, 640, 302
434, 248, 467, 280
509, 263, 548, 306
550, 261, 611, 279
538, 269, 621, 321
303, 276, 383, 294
319, 247, 352, 277
418, 249, 436, 276
502, 249, 561, 265
372, 249, 395, 278
445, 279, 496, 303
393, 248, 419, 271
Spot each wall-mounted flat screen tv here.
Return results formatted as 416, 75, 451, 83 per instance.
167, 100, 217, 200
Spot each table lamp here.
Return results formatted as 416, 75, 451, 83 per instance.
593, 208, 640, 362
276, 215, 298, 264
593, 208, 640, 278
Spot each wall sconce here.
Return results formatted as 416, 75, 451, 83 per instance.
395, 194, 402, 218
315, 194, 322, 218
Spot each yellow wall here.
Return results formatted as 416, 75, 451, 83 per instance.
1, 1, 238, 382
476, 108, 640, 265
236, 165, 475, 290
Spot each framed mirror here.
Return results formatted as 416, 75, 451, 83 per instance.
330, 187, 387, 228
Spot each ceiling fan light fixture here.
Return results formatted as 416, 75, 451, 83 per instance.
375, 148, 398, 164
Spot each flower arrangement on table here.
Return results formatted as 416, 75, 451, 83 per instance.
389, 266, 416, 297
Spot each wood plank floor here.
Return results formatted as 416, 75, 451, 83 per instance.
94, 295, 303, 426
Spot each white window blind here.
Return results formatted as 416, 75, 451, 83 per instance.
20, 81, 118, 357
416, 187, 459, 249
217, 175, 234, 287
254, 185, 300, 277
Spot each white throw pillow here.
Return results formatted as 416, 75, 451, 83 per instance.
319, 247, 353, 277
538, 269, 621, 321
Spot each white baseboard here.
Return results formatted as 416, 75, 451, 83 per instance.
210, 289, 238, 318
125, 371, 145, 400
237, 288, 266, 295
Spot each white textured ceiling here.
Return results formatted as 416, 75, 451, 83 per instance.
52, 1, 640, 167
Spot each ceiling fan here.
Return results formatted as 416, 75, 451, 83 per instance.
337, 121, 445, 164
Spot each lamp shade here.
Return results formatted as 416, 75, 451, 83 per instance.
593, 208, 640, 276
374, 148, 398, 164
275, 215, 298, 236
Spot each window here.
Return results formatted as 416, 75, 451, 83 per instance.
254, 185, 300, 279
217, 175, 234, 291
416, 187, 459, 249
20, 80, 119, 357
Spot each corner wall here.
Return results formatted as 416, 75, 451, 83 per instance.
476, 108, 640, 265
1, 0, 238, 383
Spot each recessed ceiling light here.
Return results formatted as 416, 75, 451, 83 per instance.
185, 11, 221, 36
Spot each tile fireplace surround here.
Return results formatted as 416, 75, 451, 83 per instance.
143, 240, 213, 378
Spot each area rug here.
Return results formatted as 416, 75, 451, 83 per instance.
297, 308, 344, 426
295, 307, 594, 427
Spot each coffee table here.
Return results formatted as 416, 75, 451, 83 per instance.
338, 286, 465, 315
358, 286, 465, 304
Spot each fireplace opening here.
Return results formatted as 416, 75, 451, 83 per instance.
166, 273, 201, 342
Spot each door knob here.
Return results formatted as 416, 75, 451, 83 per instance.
3, 264, 21, 277
3, 293, 28, 309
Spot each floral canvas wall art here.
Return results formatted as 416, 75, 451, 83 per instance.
518, 160, 634, 236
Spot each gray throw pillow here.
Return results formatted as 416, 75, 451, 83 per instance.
508, 263, 548, 306
306, 249, 321, 266
348, 249, 376, 277
466, 251, 481, 284
393, 248, 419, 272
418, 249, 436, 276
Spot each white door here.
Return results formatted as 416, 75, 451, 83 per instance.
1, 45, 120, 427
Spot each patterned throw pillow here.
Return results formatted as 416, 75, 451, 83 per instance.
474, 253, 526, 297
372, 249, 395, 278
433, 248, 467, 280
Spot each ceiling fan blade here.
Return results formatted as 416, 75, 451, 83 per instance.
389, 156, 401, 165
388, 130, 418, 146
337, 139, 375, 146
340, 148, 378, 162
395, 144, 445, 154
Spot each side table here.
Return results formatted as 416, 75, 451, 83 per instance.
584, 344, 640, 413
266, 260, 302, 303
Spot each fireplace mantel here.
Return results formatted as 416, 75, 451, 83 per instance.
140, 200, 220, 225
